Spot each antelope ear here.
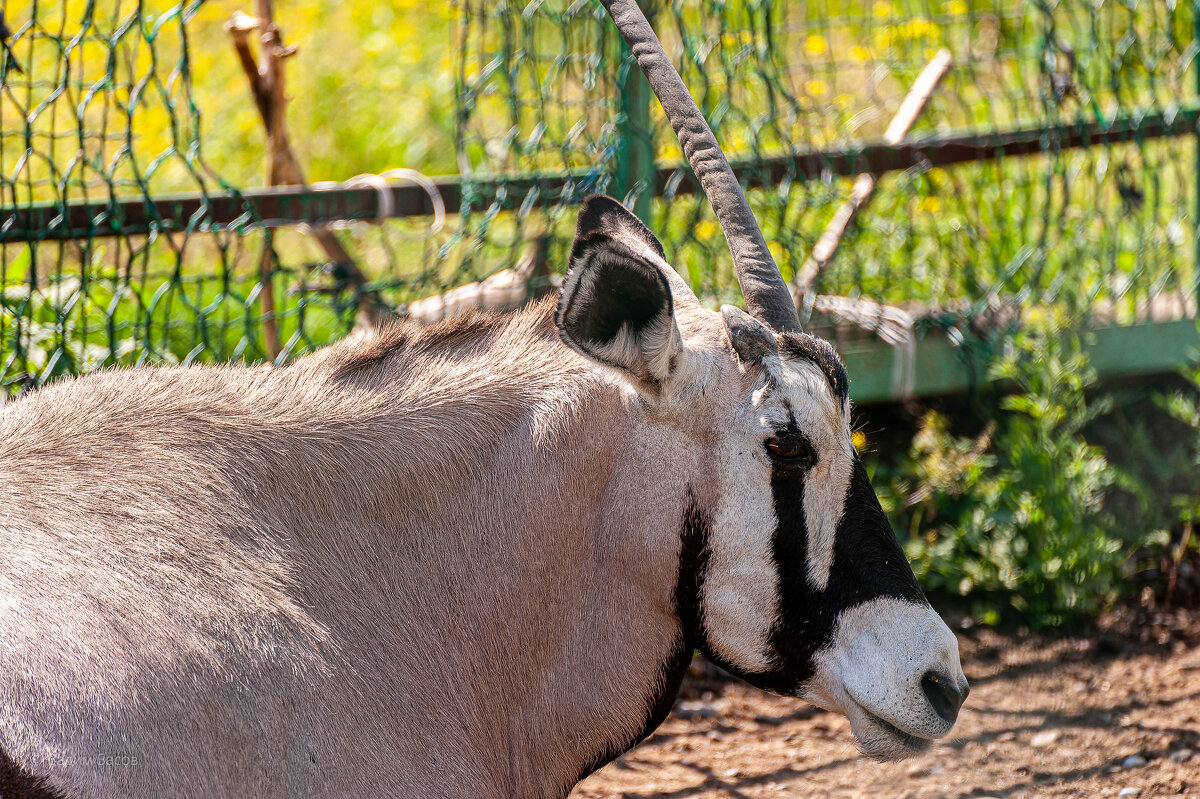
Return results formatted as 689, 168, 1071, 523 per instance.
556, 195, 684, 390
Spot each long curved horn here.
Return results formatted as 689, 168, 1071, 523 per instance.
600, 0, 800, 333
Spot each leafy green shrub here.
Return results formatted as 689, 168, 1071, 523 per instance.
891, 331, 1130, 627
1146, 357, 1200, 603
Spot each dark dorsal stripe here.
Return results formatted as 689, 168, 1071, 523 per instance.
564, 488, 712, 794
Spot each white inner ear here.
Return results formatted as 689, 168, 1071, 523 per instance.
591, 300, 681, 384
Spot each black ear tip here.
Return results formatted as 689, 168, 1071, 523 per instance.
575, 195, 666, 261
582, 193, 623, 211
576, 194, 633, 235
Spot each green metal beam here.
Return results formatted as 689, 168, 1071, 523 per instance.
843, 319, 1200, 405
614, 0, 656, 224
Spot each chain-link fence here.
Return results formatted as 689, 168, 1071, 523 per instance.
3, 0, 1198, 394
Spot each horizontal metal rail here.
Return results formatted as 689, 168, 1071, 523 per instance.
3, 106, 1197, 243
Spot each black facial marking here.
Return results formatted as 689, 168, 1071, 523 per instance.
567, 489, 711, 791
777, 332, 848, 403
739, 434, 926, 695
765, 429, 816, 467
675, 489, 712, 644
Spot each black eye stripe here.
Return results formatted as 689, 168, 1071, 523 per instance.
764, 409, 817, 466
729, 449, 928, 696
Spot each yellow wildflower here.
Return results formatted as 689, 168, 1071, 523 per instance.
905, 17, 934, 38
806, 79, 828, 96
850, 45, 872, 63
852, 431, 868, 451
806, 34, 828, 56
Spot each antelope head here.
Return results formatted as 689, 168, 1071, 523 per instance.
553, 0, 969, 760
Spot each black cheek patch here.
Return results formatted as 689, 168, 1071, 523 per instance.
753, 454, 927, 695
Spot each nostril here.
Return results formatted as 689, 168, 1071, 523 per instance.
921, 671, 967, 723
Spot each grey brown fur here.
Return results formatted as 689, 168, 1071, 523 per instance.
0, 296, 739, 799
0, 194, 968, 797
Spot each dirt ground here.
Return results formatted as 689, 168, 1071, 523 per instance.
574, 609, 1200, 798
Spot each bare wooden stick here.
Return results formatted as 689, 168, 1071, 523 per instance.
226, 9, 389, 357
1166, 519, 1192, 607
792, 49, 953, 303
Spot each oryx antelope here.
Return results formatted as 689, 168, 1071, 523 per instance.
0, 2, 968, 797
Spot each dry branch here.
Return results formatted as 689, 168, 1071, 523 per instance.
792, 49, 953, 304
226, 7, 389, 357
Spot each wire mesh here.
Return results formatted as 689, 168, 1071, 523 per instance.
458, 0, 1199, 325
2, 0, 1198, 393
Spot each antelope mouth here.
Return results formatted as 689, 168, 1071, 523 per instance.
851, 704, 935, 761
798, 683, 938, 762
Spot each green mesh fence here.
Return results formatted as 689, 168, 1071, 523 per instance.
2, 0, 1199, 394
457, 0, 1200, 323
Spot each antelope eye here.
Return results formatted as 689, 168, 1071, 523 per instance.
766, 436, 815, 465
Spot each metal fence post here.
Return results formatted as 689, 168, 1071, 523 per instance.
614, 0, 656, 224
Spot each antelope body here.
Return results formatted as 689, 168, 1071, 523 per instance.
0, 2, 968, 796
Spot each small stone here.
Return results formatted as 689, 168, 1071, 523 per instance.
1117, 788, 1141, 798
1168, 748, 1194, 763
1122, 755, 1148, 769
997, 731, 1017, 742
674, 701, 716, 720
1031, 730, 1060, 747
906, 764, 930, 778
